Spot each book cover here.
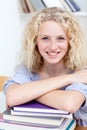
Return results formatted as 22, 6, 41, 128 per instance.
12, 100, 69, 114
3, 108, 64, 126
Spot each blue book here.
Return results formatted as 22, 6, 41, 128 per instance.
29, 0, 46, 11
65, 0, 80, 12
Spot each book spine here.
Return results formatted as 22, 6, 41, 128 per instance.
60, 0, 72, 12
42, 0, 64, 8
26, 0, 35, 12
68, 0, 80, 11
20, 0, 30, 13
29, 0, 45, 11
17, 0, 24, 13
65, 0, 80, 12
41, 0, 47, 7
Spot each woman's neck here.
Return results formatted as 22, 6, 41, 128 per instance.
39, 62, 68, 79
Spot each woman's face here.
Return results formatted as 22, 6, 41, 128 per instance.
37, 21, 68, 65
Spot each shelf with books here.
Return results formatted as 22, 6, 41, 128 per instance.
17, 0, 87, 16
17, 0, 87, 45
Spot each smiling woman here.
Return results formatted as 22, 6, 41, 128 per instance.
2, 7, 87, 126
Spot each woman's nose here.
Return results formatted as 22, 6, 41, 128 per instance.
49, 39, 58, 50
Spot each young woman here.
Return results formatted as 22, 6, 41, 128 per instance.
3, 7, 87, 126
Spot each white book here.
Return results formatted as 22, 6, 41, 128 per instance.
11, 109, 72, 119
42, 0, 64, 8
0, 117, 76, 130
60, 0, 72, 11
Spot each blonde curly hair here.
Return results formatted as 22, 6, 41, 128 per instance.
19, 7, 87, 73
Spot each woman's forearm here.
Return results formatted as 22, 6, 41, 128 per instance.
36, 90, 85, 113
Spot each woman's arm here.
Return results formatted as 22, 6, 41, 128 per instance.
6, 74, 70, 107
6, 69, 87, 107
36, 89, 85, 113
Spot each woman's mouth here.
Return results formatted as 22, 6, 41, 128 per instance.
46, 51, 60, 57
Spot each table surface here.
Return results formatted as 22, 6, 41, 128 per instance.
0, 113, 87, 130
75, 126, 87, 130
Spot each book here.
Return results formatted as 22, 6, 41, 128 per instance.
0, 116, 76, 130
26, 0, 35, 12
17, 0, 24, 13
65, 0, 80, 12
0, 118, 31, 130
29, 0, 46, 11
3, 108, 65, 126
60, 0, 72, 12
20, 0, 30, 13
12, 100, 69, 114
42, 0, 64, 9
11, 109, 72, 119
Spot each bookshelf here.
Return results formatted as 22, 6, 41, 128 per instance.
17, 0, 87, 15
17, 0, 87, 41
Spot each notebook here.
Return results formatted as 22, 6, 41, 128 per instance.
12, 100, 69, 114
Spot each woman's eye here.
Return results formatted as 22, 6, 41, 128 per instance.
42, 37, 48, 40
58, 37, 65, 40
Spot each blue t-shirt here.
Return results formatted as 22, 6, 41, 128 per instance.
3, 64, 87, 126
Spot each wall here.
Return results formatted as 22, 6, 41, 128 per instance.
0, 0, 21, 76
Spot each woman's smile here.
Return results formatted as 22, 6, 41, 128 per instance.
46, 51, 60, 58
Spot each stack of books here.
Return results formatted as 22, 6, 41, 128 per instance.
0, 100, 76, 129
